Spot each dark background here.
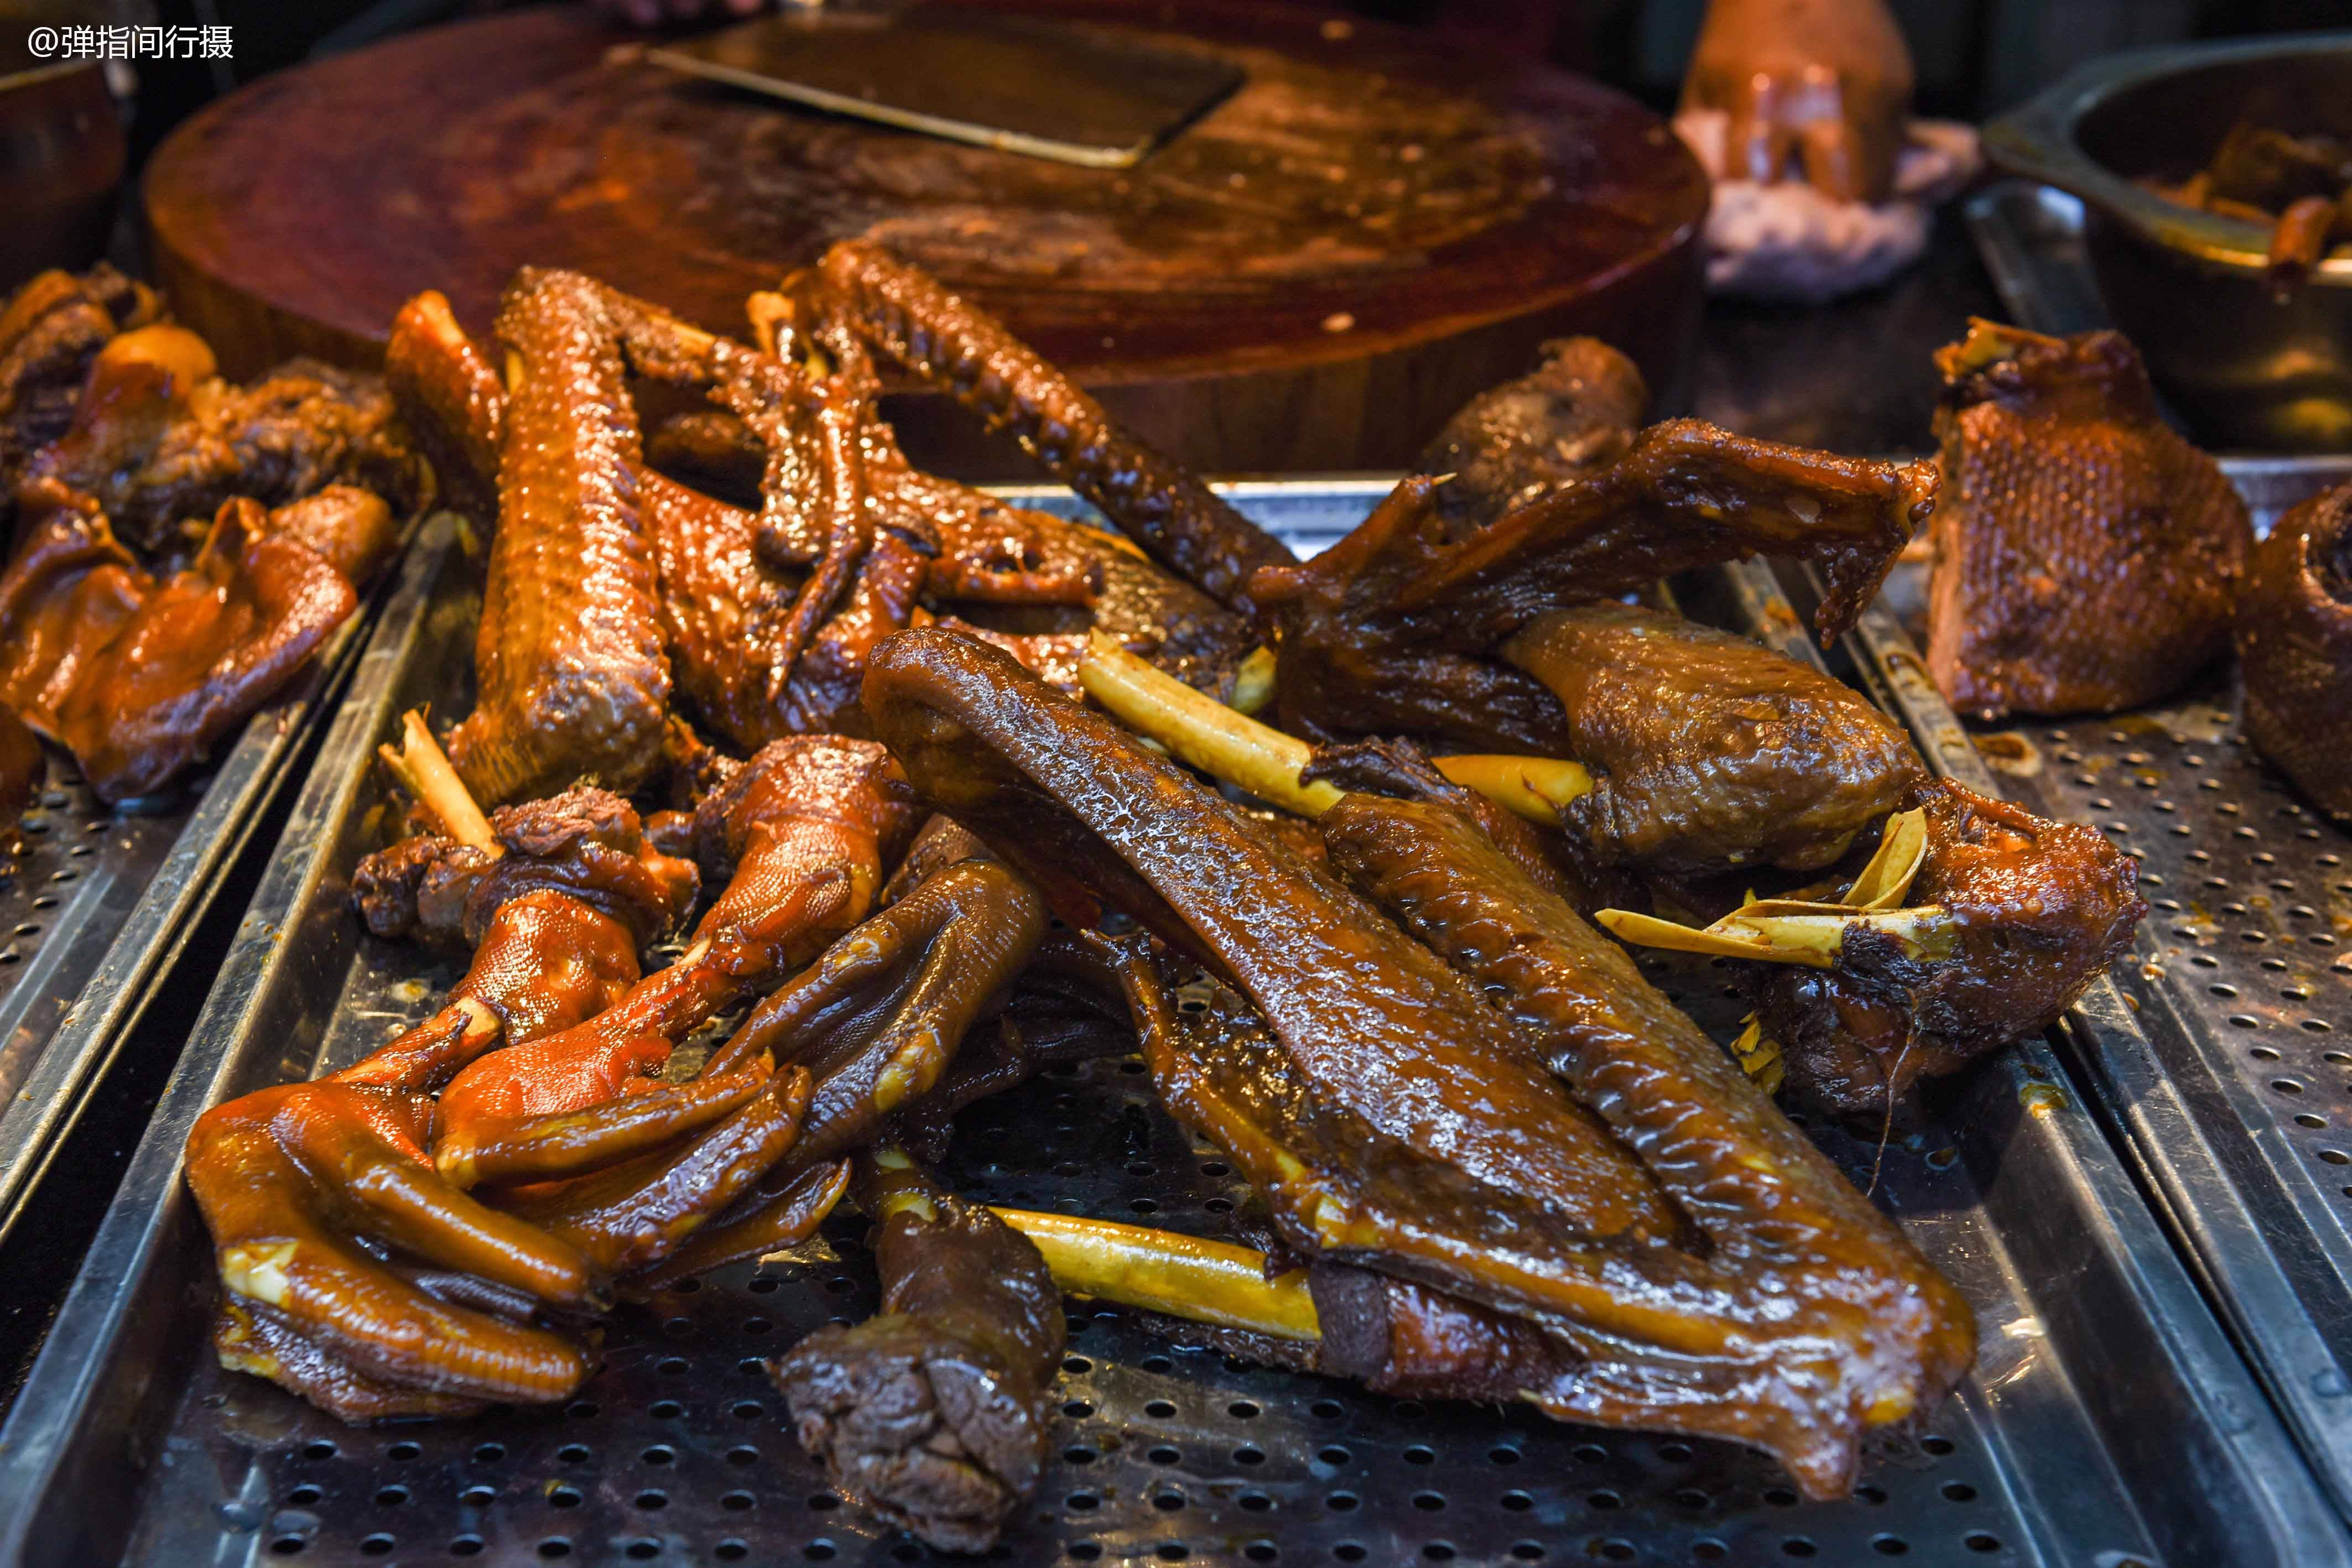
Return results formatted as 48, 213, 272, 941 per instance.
15, 0, 2351, 168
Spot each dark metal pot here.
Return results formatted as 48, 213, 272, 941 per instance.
0, 49, 125, 293
1985, 33, 2352, 452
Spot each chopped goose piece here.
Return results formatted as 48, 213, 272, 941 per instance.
350, 784, 700, 951
1926, 320, 2252, 718
2236, 480, 2352, 822
0, 263, 159, 522
28, 346, 424, 565
0, 482, 360, 802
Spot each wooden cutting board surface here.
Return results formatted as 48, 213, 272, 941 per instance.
144, 1, 1707, 474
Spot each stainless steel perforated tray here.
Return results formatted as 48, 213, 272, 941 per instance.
0, 494, 2339, 1568
1832, 454, 2352, 1524
0, 529, 384, 1253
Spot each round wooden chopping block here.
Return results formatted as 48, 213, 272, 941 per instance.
144, 1, 1706, 476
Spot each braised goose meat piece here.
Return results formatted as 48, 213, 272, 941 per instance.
2237, 480, 2352, 822
351, 785, 699, 950
1740, 779, 2145, 1119
806, 238, 1293, 614
1502, 602, 1922, 874
27, 349, 425, 565
772, 1150, 1064, 1554
1416, 336, 1648, 535
1926, 321, 2252, 718
445, 269, 672, 805
0, 263, 158, 513
266, 485, 400, 588
864, 630, 1971, 1498
0, 482, 360, 802
1256, 428, 1933, 756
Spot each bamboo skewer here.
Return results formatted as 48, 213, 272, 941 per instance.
992, 1207, 1321, 1342
1077, 633, 1591, 825
377, 709, 496, 852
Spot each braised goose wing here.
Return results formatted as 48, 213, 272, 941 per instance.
1257, 425, 1931, 756
443, 269, 673, 805
1926, 320, 2252, 718
2237, 480, 2352, 822
864, 629, 1972, 1499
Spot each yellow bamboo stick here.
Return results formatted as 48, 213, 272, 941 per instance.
992, 1207, 1321, 1342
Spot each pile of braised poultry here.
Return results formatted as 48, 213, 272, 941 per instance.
174, 244, 2163, 1553
0, 265, 426, 824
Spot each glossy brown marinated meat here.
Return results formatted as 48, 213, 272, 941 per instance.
1416, 336, 1647, 535
811, 239, 1293, 613
1745, 779, 2146, 1119
351, 785, 699, 950
383, 290, 504, 528
446, 269, 670, 805
864, 629, 1968, 1496
0, 482, 359, 802
190, 890, 644, 1422
1926, 321, 2252, 719
1257, 428, 1933, 752
643, 856, 1043, 1284
0, 263, 157, 515
29, 352, 425, 564
2237, 481, 2352, 822
772, 1153, 1064, 1554
1503, 602, 1923, 874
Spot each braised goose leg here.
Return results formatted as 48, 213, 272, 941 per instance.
1501, 601, 1921, 874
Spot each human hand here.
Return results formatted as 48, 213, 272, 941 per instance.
1680, 0, 1915, 204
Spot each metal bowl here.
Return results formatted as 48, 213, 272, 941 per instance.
1985, 33, 2352, 451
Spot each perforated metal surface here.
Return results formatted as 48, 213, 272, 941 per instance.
2028, 700, 2348, 1139
0, 762, 192, 1108
1980, 678, 2352, 1508
129, 936, 2036, 1568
